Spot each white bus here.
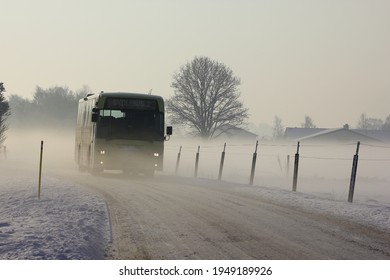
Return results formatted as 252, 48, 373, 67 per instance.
75, 92, 172, 176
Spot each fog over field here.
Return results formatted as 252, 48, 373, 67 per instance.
5, 128, 76, 172
164, 137, 390, 205
4, 127, 390, 205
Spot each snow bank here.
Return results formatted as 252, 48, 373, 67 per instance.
0, 171, 110, 260
182, 177, 390, 232
239, 184, 390, 232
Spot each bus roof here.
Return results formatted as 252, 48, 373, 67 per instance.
80, 92, 165, 111
100, 92, 163, 100
81, 92, 163, 100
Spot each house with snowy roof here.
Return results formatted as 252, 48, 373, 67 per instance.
284, 125, 389, 143
214, 124, 258, 141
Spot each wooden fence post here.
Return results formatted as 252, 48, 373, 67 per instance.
38, 140, 44, 199
218, 143, 226, 180
175, 146, 182, 176
249, 140, 259, 185
292, 142, 300, 192
194, 146, 200, 178
348, 141, 360, 203
286, 155, 290, 177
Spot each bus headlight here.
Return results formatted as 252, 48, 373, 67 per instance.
100, 150, 105, 155
154, 153, 159, 157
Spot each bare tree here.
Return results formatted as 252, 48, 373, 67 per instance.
0, 82, 10, 145
273, 116, 284, 140
166, 56, 248, 139
383, 114, 390, 131
357, 113, 383, 130
301, 115, 316, 128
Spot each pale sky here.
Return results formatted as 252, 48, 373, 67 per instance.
2, 0, 390, 128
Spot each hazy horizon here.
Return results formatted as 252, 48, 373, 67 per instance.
2, 0, 389, 128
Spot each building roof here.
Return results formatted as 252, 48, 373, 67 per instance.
354, 129, 390, 142
284, 127, 326, 141
214, 124, 258, 140
285, 127, 387, 143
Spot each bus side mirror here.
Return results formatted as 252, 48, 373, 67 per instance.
91, 108, 99, 122
165, 126, 172, 141
91, 113, 99, 122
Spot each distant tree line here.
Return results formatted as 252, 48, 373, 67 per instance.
8, 85, 92, 129
357, 113, 390, 130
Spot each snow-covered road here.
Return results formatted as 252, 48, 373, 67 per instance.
73, 172, 390, 260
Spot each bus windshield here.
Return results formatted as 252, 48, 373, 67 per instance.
96, 109, 164, 141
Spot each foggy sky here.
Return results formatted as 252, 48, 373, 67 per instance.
2, 0, 390, 128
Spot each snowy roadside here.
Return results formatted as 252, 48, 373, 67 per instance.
241, 186, 390, 233
238, 182, 390, 232
176, 177, 390, 233
0, 169, 111, 260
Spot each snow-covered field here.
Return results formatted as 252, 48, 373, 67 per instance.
0, 168, 110, 260
164, 139, 390, 204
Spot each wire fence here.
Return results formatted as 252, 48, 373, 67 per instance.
164, 140, 390, 204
